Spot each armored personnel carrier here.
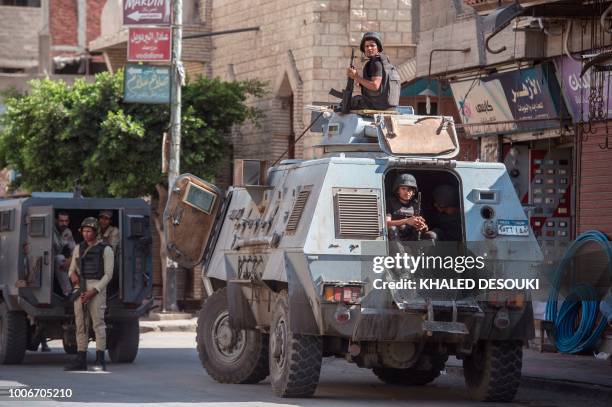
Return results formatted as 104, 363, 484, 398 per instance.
165, 108, 542, 401
0, 194, 152, 365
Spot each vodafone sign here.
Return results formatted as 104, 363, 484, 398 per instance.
128, 27, 172, 61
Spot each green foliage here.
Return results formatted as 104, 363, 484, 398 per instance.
0, 71, 266, 197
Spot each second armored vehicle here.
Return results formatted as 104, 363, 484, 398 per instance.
0, 194, 152, 365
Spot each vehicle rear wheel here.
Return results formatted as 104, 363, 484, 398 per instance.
196, 288, 269, 384
108, 318, 140, 363
0, 303, 27, 364
463, 340, 522, 402
269, 292, 322, 398
373, 353, 448, 385
26, 324, 41, 351
62, 331, 78, 355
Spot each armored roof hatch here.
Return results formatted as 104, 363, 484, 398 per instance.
376, 114, 459, 159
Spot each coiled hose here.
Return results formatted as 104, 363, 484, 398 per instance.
545, 230, 612, 353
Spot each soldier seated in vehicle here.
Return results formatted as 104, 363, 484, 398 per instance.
386, 173, 435, 241
53, 211, 76, 297
428, 184, 461, 242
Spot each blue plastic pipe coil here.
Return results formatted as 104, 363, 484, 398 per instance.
545, 230, 612, 353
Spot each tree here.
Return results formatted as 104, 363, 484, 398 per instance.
0, 70, 266, 308
0, 70, 265, 196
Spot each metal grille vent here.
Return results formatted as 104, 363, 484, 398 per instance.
336, 193, 381, 239
286, 189, 311, 232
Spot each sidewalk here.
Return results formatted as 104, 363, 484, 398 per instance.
447, 347, 612, 391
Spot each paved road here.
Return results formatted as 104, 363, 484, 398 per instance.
0, 332, 609, 406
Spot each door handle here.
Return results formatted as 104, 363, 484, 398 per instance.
43, 251, 49, 265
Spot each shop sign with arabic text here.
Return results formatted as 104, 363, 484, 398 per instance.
124, 64, 170, 104
451, 65, 561, 137
554, 55, 612, 122
128, 27, 171, 61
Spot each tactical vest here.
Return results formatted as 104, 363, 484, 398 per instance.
79, 241, 108, 280
362, 53, 400, 110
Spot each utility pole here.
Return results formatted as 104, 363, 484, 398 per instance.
162, 0, 258, 310
164, 0, 183, 312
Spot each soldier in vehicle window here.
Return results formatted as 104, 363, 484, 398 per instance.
53, 211, 75, 297
97, 210, 119, 254
428, 184, 461, 242
386, 174, 432, 241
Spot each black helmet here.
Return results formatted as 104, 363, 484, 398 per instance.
360, 32, 383, 53
433, 184, 457, 208
393, 173, 417, 192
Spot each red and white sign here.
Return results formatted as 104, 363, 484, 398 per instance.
128, 27, 171, 62
123, 0, 172, 26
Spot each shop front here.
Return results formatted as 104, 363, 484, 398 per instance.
450, 63, 574, 257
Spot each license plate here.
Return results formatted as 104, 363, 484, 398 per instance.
497, 220, 529, 236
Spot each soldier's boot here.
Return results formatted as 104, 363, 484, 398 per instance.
92, 350, 106, 372
64, 351, 87, 371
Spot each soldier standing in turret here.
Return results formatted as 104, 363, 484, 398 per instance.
64, 217, 114, 372
346, 32, 400, 111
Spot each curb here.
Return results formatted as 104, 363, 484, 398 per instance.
446, 365, 612, 398
139, 319, 197, 334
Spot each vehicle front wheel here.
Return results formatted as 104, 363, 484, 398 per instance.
196, 288, 269, 384
269, 292, 322, 398
463, 340, 522, 402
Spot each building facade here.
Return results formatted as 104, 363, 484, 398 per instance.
418, 0, 612, 243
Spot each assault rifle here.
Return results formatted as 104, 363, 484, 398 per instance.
329, 48, 356, 113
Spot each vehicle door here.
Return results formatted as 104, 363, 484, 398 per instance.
164, 173, 222, 269
121, 209, 152, 304
25, 206, 53, 305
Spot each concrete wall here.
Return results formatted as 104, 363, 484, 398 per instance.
0, 6, 43, 70
209, 0, 417, 161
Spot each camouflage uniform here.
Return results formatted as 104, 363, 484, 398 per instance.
52, 225, 75, 296
65, 217, 113, 371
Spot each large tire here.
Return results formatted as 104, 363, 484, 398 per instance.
269, 292, 322, 398
0, 303, 27, 364
463, 340, 522, 402
108, 318, 140, 363
62, 327, 77, 354
196, 288, 269, 384
373, 353, 448, 386
26, 325, 41, 351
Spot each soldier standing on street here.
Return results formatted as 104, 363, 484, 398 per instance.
97, 210, 120, 254
64, 217, 114, 372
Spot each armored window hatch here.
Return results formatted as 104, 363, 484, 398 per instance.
334, 189, 382, 240
183, 181, 216, 214
286, 188, 311, 233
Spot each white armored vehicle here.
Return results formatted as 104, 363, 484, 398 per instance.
165, 108, 542, 402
